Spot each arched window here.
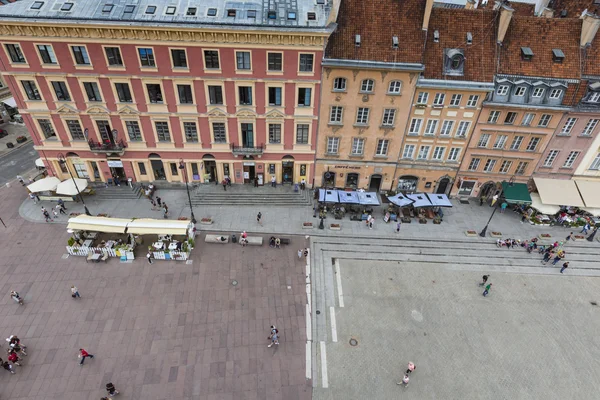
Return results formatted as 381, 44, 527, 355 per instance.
388, 81, 402, 94
333, 77, 347, 91
361, 79, 374, 93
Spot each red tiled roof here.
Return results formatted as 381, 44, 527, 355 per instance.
325, 0, 426, 64
423, 7, 498, 82
550, 0, 600, 18
584, 29, 600, 76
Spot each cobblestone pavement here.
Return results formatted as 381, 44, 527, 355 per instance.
0, 185, 310, 400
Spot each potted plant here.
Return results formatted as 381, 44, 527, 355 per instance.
433, 217, 442, 224
303, 222, 313, 229
491, 231, 503, 238
67, 237, 76, 247
16, 136, 27, 144
418, 217, 427, 224
330, 223, 341, 230
539, 233, 552, 239
401, 216, 412, 223
188, 238, 195, 249
200, 217, 213, 225
465, 230, 478, 237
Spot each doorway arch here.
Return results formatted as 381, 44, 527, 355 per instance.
435, 175, 452, 194
323, 170, 335, 187
148, 153, 165, 180
282, 155, 294, 184
397, 175, 419, 193
479, 181, 497, 198
202, 154, 217, 182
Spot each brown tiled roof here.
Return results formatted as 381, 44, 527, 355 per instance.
423, 8, 498, 82
584, 31, 600, 76
325, 0, 426, 64
550, 0, 600, 18
498, 16, 582, 79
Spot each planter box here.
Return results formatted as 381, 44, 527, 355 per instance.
575, 235, 585, 240
401, 217, 412, 223
178, 217, 189, 221
16, 137, 27, 144
490, 232, 503, 238
465, 230, 478, 237
200, 218, 213, 225
329, 224, 341, 231
539, 234, 552, 239
433, 219, 442, 224
418, 219, 427, 224
302, 222, 313, 229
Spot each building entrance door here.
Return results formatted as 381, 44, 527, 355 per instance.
436, 177, 450, 194
369, 174, 382, 191
243, 164, 256, 183
282, 161, 294, 184
150, 159, 166, 180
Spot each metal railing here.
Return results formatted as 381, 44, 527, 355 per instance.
88, 139, 127, 152
230, 143, 264, 155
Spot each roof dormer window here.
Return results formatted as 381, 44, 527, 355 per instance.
227, 9, 237, 17
145, 6, 156, 14
392, 36, 399, 48
31, 1, 44, 10
355, 35, 361, 47
166, 6, 176, 15
124, 5, 135, 13
444, 49, 465, 76
207, 8, 217, 16
61, 2, 74, 11
307, 12, 316, 20
186, 7, 197, 16
102, 4, 114, 13
552, 49, 565, 63
466, 32, 473, 45
521, 47, 533, 61
268, 11, 277, 19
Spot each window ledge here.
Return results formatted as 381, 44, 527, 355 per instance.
559, 167, 574, 170
358, 91, 374, 95
332, 89, 347, 94
325, 153, 340, 157
407, 133, 419, 136
557, 133, 571, 137
578, 135, 593, 138
387, 93, 402, 96
348, 154, 364, 159
328, 122, 343, 127
465, 106, 477, 109
353, 124, 369, 128
374, 155, 388, 159
380, 125, 395, 129
432, 105, 444, 109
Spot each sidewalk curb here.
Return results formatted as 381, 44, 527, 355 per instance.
0, 138, 32, 158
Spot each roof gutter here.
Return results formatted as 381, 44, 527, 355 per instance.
322, 59, 424, 72
417, 78, 495, 92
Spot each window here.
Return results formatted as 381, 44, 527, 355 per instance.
496, 85, 509, 95
298, 88, 311, 106
166, 6, 176, 15
588, 92, 600, 103
145, 5, 156, 14
307, 12, 316, 20
213, 123, 226, 143
449, 94, 462, 107
268, 87, 282, 106
73, 162, 89, 179
138, 162, 147, 175
287, 11, 297, 20
432, 146, 445, 160
532, 87, 544, 97
424, 119, 438, 136
589, 154, 600, 170
126, 121, 142, 141
208, 86, 223, 105
138, 48, 155, 67
155, 122, 170, 142
549, 89, 562, 99
417, 92, 429, 104
51, 81, 71, 101
403, 145, 415, 159
468, 158, 480, 171
510, 136, 524, 150
561, 118, 577, 134
466, 95, 479, 107
105, 47, 123, 66
538, 114, 552, 127
582, 119, 599, 136
124, 5, 135, 13
388, 81, 402, 94
227, 9, 236, 17
5, 44, 25, 63
361, 79, 374, 93
38, 119, 56, 139
66, 120, 84, 140
146, 84, 163, 103
171, 49, 187, 68
382, 109, 396, 126
247, 10, 256, 18
440, 120, 454, 136
296, 124, 309, 144
37, 45, 56, 64
417, 145, 430, 160
493, 135, 508, 149
522, 113, 535, 126
327, 137, 339, 154
455, 121, 470, 137
268, 53, 282, 71
183, 122, 198, 142
71, 46, 90, 65
330, 106, 343, 123
333, 77, 346, 91
563, 151, 580, 168
433, 93, 445, 106
236, 51, 251, 70
483, 159, 497, 172
170, 163, 178, 176
31, 1, 44, 10
351, 138, 365, 155
526, 137, 540, 151
504, 112, 517, 124
477, 134, 491, 148
238, 86, 252, 105
22, 81, 41, 100
376, 139, 389, 156
115, 83, 132, 102
409, 118, 422, 135
543, 150, 560, 167
83, 82, 102, 102
447, 147, 461, 161
514, 87, 526, 96
268, 124, 281, 143
356, 108, 370, 125
96, 120, 111, 142
488, 110, 500, 123
207, 8, 217, 16
299, 54, 314, 72
204, 50, 220, 69
177, 85, 193, 104
499, 160, 513, 173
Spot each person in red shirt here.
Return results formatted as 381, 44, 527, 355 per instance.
79, 348, 94, 365
7, 351, 21, 366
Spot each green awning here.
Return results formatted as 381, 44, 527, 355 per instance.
502, 182, 532, 204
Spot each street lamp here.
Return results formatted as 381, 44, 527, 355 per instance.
57, 153, 91, 216
479, 176, 515, 237
586, 227, 598, 242
179, 159, 196, 223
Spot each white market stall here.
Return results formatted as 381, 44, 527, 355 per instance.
56, 178, 89, 196
26, 177, 60, 193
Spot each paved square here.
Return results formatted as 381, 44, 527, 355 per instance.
314, 259, 600, 400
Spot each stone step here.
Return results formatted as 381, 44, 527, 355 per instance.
93, 186, 142, 200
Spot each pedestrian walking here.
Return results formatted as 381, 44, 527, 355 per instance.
57, 198, 67, 211
298, 249, 303, 259
581, 223, 590, 234
106, 382, 119, 396
254, 176, 259, 187
150, 199, 158, 211
271, 176, 276, 188
560, 262, 569, 274
267, 326, 279, 347
566, 232, 574, 241
257, 212, 262, 226
396, 221, 401, 233
7, 351, 21, 366
52, 208, 59, 219
17, 175, 25, 186
366, 214, 373, 229
71, 285, 81, 299
303, 248, 309, 259
156, 196, 162, 207
369, 217, 374, 230
500, 202, 508, 213
43, 209, 52, 223
275, 238, 281, 249
479, 195, 487, 206
163, 205, 168, 219
483, 283, 492, 297
56, 203, 66, 215
29, 193, 37, 204
78, 348, 94, 365
146, 251, 154, 264
479, 275, 490, 286
397, 373, 409, 387
552, 253, 564, 265
542, 251, 553, 264
222, 179, 227, 191
2, 361, 15, 374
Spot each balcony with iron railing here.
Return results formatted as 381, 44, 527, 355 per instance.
88, 139, 127, 155
231, 143, 264, 156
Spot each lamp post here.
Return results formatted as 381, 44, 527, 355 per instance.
479, 176, 515, 237
587, 227, 598, 242
57, 153, 91, 216
179, 159, 196, 223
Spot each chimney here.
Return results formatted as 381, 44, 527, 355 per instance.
581, 12, 600, 47
423, 0, 435, 31
540, 8, 554, 18
536, 0, 552, 15
326, 0, 342, 26
466, 0, 476, 10
497, 4, 514, 44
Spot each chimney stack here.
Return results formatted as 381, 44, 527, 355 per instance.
581, 12, 600, 47
540, 8, 554, 18
497, 4, 514, 44
536, 0, 552, 15
466, 0, 476, 10
423, 0, 435, 31
326, 0, 342, 26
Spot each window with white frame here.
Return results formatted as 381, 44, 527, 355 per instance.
522, 113, 535, 126
299, 54, 314, 72
515, 161, 528, 175
126, 121, 142, 141
477, 133, 491, 148
563, 151, 580, 168
417, 92, 429, 104
549, 89, 562, 99
296, 124, 309, 143
330, 106, 343, 123
493, 135, 508, 149
403, 144, 416, 159
589, 153, 600, 170
510, 135, 524, 150
37, 45, 57, 64
449, 94, 462, 107
409, 118, 422, 135
424, 119, 438, 135
538, 114, 552, 127
376, 139, 389, 156
356, 108, 370, 124
468, 158, 481, 171
333, 77, 346, 91
526, 137, 540, 151
155, 121, 171, 142
235, 51, 251, 70
213, 123, 227, 143
388, 81, 402, 94
561, 117, 577, 134
326, 137, 339, 154
417, 145, 430, 160
488, 110, 500, 124
268, 124, 281, 143
514, 87, 526, 96
66, 120, 85, 140
504, 112, 517, 124
532, 87, 544, 97
543, 150, 560, 167
581, 119, 599, 136
447, 147, 461, 161
440, 120, 454, 136
466, 95, 479, 107
361, 79, 374, 93
499, 160, 513, 173
184, 122, 199, 142
351, 137, 365, 155
455, 121, 470, 137
496, 85, 509, 95
433, 93, 445, 106
382, 109, 396, 126
483, 159, 497, 172
432, 146, 445, 160
73, 162, 89, 179
588, 92, 600, 103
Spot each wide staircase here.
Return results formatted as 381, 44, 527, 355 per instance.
191, 183, 313, 206
92, 184, 143, 200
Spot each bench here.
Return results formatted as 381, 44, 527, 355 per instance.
280, 238, 291, 245
240, 236, 263, 246
39, 195, 75, 202
205, 234, 229, 244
